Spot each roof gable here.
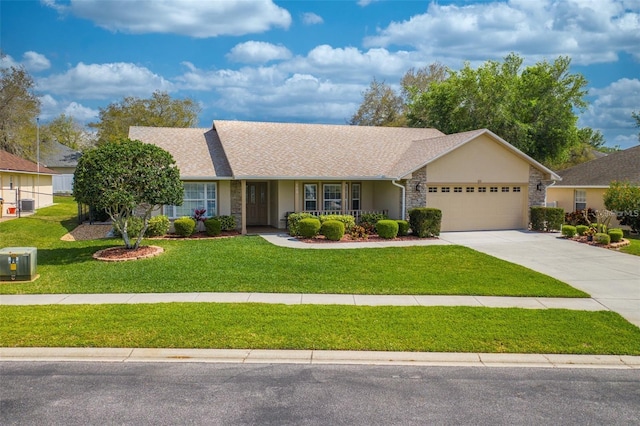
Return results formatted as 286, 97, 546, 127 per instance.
555, 145, 640, 186
0, 150, 57, 174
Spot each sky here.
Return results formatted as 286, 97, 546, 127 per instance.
1, 0, 639, 149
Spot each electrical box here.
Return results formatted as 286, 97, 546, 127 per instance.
0, 247, 38, 281
20, 199, 35, 212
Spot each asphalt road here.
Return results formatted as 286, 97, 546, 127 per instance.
2, 362, 639, 425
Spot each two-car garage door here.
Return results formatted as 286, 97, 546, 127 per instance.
426, 184, 527, 232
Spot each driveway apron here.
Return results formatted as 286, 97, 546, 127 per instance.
439, 230, 640, 328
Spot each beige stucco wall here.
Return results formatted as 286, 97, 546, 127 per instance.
0, 172, 54, 214
427, 134, 530, 184
218, 181, 231, 216
372, 181, 401, 219
547, 186, 623, 227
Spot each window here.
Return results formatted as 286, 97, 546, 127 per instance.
441, 187, 450, 193
502, 187, 509, 192
478, 187, 487, 193
166, 182, 216, 218
575, 190, 587, 211
428, 187, 438, 193
323, 184, 342, 210
304, 184, 317, 211
490, 187, 498, 193
513, 187, 521, 193
466, 187, 474, 193
454, 187, 462, 193
351, 183, 361, 210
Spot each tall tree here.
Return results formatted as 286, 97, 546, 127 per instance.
41, 114, 96, 150
349, 78, 404, 127
90, 91, 201, 144
400, 62, 448, 102
633, 111, 640, 142
0, 63, 40, 158
73, 139, 183, 249
406, 54, 589, 165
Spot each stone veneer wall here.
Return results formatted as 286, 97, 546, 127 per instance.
404, 166, 427, 218
528, 166, 546, 208
230, 180, 242, 230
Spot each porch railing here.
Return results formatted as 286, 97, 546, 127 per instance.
286, 209, 388, 224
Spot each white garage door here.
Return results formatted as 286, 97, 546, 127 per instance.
426, 185, 526, 232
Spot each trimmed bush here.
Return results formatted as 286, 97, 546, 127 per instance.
608, 228, 624, 243
319, 214, 356, 232
298, 218, 321, 238
376, 220, 399, 239
217, 215, 236, 231
145, 215, 170, 237
595, 232, 610, 245
408, 208, 441, 238
396, 220, 409, 236
576, 225, 589, 236
595, 223, 607, 234
204, 218, 222, 236
530, 207, 565, 231
112, 216, 143, 238
287, 212, 315, 236
561, 225, 576, 238
174, 216, 196, 237
321, 220, 345, 241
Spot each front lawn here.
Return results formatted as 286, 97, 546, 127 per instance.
1, 304, 638, 354
621, 234, 640, 256
0, 198, 586, 297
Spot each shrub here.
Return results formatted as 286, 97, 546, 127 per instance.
376, 220, 399, 239
396, 220, 409, 236
408, 208, 441, 238
298, 218, 321, 238
321, 220, 345, 241
350, 225, 368, 240
561, 225, 576, 238
204, 218, 222, 236
604, 181, 640, 233
564, 208, 596, 226
319, 214, 356, 232
594, 232, 610, 245
530, 207, 564, 231
595, 223, 607, 234
217, 215, 236, 231
576, 225, 589, 236
112, 216, 144, 239
359, 212, 388, 234
608, 228, 624, 243
287, 212, 315, 236
145, 215, 170, 237
174, 216, 196, 237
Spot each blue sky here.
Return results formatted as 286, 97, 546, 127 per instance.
2, 0, 639, 149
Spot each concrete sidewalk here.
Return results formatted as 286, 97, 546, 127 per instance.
1, 347, 639, 369
0, 292, 607, 310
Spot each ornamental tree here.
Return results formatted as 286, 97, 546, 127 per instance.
603, 181, 640, 233
73, 139, 183, 249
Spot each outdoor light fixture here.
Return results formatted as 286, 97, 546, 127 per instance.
536, 181, 543, 191
415, 183, 422, 192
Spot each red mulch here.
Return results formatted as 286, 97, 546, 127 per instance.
298, 234, 434, 243
93, 245, 164, 262
154, 231, 241, 239
567, 236, 630, 249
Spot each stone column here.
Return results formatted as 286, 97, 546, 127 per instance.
405, 166, 427, 218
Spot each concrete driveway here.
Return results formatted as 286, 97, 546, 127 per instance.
440, 230, 640, 328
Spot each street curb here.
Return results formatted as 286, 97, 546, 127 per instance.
1, 348, 639, 369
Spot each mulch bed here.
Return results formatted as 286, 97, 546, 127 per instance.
298, 234, 433, 243
151, 231, 241, 240
93, 245, 164, 262
566, 236, 630, 249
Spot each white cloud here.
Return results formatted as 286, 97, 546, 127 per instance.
364, 0, 640, 65
38, 62, 173, 99
22, 51, 51, 72
44, 0, 291, 37
358, 0, 381, 7
226, 41, 292, 64
580, 78, 640, 148
0, 54, 18, 69
64, 102, 99, 122
302, 12, 324, 25
38, 94, 99, 123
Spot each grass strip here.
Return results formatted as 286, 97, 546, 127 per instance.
1, 304, 638, 355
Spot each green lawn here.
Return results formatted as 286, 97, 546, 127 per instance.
0, 197, 586, 297
621, 234, 640, 256
1, 304, 638, 354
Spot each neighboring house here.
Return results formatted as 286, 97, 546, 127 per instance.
0, 150, 57, 216
547, 145, 640, 224
129, 120, 559, 233
40, 141, 81, 194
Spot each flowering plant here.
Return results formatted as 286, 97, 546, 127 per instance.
193, 208, 207, 223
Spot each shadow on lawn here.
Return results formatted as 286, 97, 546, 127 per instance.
38, 245, 113, 266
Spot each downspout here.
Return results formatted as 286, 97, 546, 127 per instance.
391, 179, 406, 221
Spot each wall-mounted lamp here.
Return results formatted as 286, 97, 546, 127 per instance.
536, 181, 543, 191
415, 183, 422, 192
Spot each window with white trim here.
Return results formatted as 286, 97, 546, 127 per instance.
166, 182, 216, 218
323, 184, 342, 210
478, 187, 487, 193
351, 183, 361, 210
304, 184, 317, 211
575, 190, 586, 211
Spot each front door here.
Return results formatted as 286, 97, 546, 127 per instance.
246, 182, 268, 226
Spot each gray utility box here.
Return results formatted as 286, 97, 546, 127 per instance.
20, 199, 35, 212
0, 247, 37, 281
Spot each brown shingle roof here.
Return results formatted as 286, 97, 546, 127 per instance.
129, 126, 232, 178
555, 145, 640, 186
0, 150, 57, 174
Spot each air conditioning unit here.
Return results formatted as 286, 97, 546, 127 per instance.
20, 199, 35, 212
0, 247, 38, 281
